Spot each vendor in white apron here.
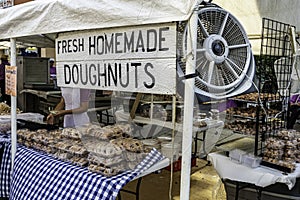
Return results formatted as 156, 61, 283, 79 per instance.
47, 87, 90, 127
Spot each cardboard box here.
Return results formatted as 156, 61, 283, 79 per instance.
165, 156, 197, 172
14, 0, 33, 5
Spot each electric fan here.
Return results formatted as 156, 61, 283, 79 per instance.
178, 3, 255, 99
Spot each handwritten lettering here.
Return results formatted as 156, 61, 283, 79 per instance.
63, 62, 155, 89
57, 38, 84, 54
56, 23, 176, 94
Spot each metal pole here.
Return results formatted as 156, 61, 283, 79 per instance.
10, 38, 17, 168
180, 6, 198, 200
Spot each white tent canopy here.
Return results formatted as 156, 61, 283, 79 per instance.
0, 0, 197, 40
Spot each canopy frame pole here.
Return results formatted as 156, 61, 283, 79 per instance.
10, 38, 17, 168
180, 5, 198, 200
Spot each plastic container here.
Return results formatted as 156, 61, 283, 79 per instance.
0, 113, 44, 133
229, 149, 247, 163
141, 139, 160, 150
161, 142, 180, 161
242, 154, 262, 168
0, 118, 11, 133
17, 112, 44, 122
157, 136, 172, 143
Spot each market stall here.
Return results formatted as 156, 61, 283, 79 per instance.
0, 0, 258, 199
0, 0, 199, 199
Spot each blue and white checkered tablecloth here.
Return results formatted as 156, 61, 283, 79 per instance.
9, 146, 164, 200
0, 140, 12, 198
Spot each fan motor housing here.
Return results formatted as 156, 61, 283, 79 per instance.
203, 34, 229, 64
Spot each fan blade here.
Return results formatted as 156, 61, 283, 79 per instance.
196, 59, 207, 71
226, 57, 244, 72
195, 52, 207, 69
218, 12, 229, 36
198, 18, 209, 38
207, 60, 215, 84
228, 43, 250, 49
224, 59, 240, 79
196, 58, 209, 74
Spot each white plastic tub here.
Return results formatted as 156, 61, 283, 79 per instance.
161, 142, 180, 161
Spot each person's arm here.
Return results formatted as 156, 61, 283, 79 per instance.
46, 89, 90, 125
56, 101, 89, 116
46, 97, 65, 124
54, 97, 65, 110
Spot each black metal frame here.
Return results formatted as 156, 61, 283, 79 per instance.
233, 181, 262, 200
255, 18, 295, 156
117, 177, 143, 200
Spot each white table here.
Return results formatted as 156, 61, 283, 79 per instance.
115, 109, 224, 158
208, 152, 300, 189
208, 152, 300, 200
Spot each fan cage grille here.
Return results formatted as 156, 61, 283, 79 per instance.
177, 6, 251, 96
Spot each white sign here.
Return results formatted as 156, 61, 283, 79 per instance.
5, 66, 17, 96
56, 22, 177, 94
